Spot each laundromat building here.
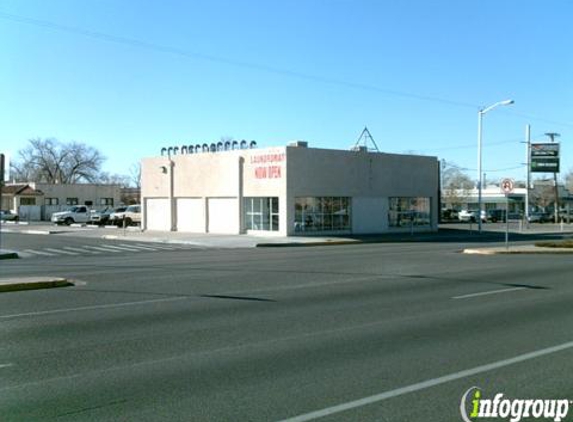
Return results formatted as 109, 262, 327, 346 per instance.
141, 143, 440, 236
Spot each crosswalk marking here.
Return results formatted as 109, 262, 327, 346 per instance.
63, 246, 100, 254
119, 243, 164, 251
82, 245, 122, 253
44, 248, 79, 256
19, 243, 193, 258
23, 249, 56, 256
100, 244, 150, 252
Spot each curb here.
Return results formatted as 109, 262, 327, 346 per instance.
101, 234, 204, 246
0, 277, 72, 293
1, 229, 64, 235
256, 240, 362, 247
463, 247, 573, 255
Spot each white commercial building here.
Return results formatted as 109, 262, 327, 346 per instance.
141, 143, 439, 236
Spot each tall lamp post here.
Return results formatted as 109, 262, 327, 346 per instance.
477, 99, 514, 233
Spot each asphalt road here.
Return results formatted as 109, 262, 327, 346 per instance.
1, 233, 573, 421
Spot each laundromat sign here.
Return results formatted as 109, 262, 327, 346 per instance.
250, 152, 285, 179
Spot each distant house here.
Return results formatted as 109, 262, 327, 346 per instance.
30, 182, 122, 209
1, 183, 44, 212
2, 182, 122, 221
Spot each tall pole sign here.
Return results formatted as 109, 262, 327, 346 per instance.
501, 178, 514, 250
529, 134, 561, 223
530, 143, 560, 173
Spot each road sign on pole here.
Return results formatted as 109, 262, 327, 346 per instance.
500, 178, 514, 250
500, 178, 514, 194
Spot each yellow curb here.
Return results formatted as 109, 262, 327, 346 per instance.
0, 278, 72, 293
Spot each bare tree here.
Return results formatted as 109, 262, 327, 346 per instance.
97, 172, 130, 187
565, 168, 573, 194
530, 179, 556, 210
129, 162, 141, 189
441, 162, 474, 210
10, 138, 105, 183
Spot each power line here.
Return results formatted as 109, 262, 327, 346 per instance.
444, 162, 525, 173
3, 11, 571, 129
416, 133, 546, 154
0, 11, 480, 109
502, 110, 573, 129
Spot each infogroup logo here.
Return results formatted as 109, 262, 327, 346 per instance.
460, 387, 571, 422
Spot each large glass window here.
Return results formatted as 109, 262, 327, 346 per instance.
294, 197, 351, 232
388, 197, 431, 227
244, 197, 279, 231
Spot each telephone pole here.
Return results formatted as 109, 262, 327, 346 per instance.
545, 132, 561, 223
0, 153, 4, 251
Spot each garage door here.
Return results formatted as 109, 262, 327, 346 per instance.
145, 198, 171, 231
207, 198, 239, 234
176, 198, 204, 232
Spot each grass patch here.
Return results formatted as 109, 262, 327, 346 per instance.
535, 239, 573, 248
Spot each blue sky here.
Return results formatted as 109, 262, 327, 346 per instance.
1, 0, 571, 184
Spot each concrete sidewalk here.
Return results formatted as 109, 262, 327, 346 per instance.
101, 230, 361, 248
463, 245, 573, 255
0, 277, 72, 292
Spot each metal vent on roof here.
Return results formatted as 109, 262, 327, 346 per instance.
288, 141, 308, 148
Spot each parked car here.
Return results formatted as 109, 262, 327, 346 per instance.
458, 210, 486, 223
486, 210, 522, 222
90, 206, 125, 226
109, 206, 129, 226
559, 210, 573, 221
123, 205, 141, 226
528, 212, 551, 223
441, 209, 459, 222
487, 209, 505, 223
51, 206, 90, 225
0, 210, 19, 221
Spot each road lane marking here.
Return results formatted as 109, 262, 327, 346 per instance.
0, 363, 13, 369
44, 248, 79, 256
22, 249, 56, 256
0, 297, 189, 320
276, 340, 573, 422
452, 287, 527, 300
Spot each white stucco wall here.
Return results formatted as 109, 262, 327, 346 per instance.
142, 148, 288, 235
285, 146, 439, 234
141, 145, 438, 236
352, 197, 389, 234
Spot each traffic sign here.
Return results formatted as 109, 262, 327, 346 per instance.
500, 178, 514, 194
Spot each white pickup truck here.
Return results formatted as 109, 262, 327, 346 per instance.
51, 206, 91, 225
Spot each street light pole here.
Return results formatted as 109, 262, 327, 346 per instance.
477, 99, 514, 233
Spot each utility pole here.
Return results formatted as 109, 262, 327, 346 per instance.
0, 153, 4, 251
545, 132, 561, 223
524, 125, 531, 227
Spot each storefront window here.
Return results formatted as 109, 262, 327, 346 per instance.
244, 197, 279, 231
294, 197, 351, 232
388, 197, 431, 227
